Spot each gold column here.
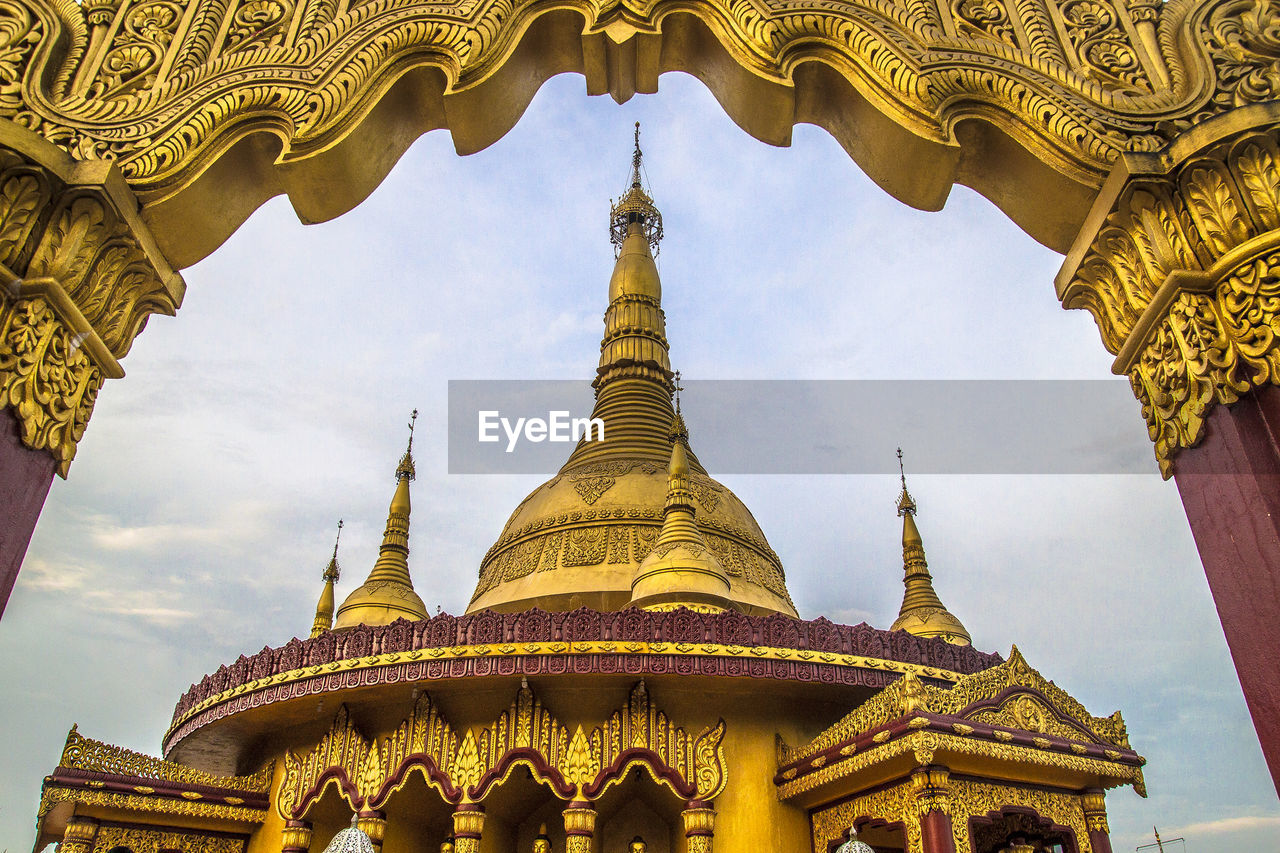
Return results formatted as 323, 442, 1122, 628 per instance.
452, 805, 485, 853
562, 801, 597, 853
57, 816, 98, 853
0, 123, 182, 477
1058, 103, 1280, 476
282, 819, 313, 853
681, 801, 715, 853
357, 811, 387, 853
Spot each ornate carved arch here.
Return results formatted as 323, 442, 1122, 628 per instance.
1, 0, 1264, 266
277, 681, 727, 819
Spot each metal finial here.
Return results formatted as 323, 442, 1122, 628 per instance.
673, 369, 683, 415
396, 410, 418, 481
896, 448, 916, 517
632, 122, 643, 187
322, 519, 344, 582
610, 122, 663, 256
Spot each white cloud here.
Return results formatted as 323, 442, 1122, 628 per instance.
1177, 816, 1280, 835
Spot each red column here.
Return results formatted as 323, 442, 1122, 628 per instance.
1173, 385, 1280, 794
0, 406, 57, 618
919, 810, 956, 853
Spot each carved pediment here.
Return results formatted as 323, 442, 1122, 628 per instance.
788, 647, 1131, 763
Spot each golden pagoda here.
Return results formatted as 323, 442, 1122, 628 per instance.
32, 129, 1144, 853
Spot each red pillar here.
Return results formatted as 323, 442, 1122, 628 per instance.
919, 810, 957, 853
0, 406, 57, 618
1173, 384, 1280, 794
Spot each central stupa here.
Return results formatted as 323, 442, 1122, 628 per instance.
468, 125, 796, 617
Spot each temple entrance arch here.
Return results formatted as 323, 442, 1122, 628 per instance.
3, 0, 1280, 808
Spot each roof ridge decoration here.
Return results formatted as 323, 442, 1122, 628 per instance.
785, 646, 1132, 763
56, 725, 273, 792
277, 681, 726, 818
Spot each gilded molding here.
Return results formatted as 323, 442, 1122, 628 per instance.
59, 817, 98, 853
91, 825, 246, 853
168, 638, 973, 746
1060, 105, 1280, 475
776, 728, 1143, 801
37, 786, 267, 825
277, 681, 727, 819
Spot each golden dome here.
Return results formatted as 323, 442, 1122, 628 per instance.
467, 128, 796, 617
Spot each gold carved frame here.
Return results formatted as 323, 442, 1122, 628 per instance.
1, 0, 1278, 465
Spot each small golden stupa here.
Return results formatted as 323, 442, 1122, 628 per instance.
33, 127, 1144, 853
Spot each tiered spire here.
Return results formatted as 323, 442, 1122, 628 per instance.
334, 411, 429, 629
309, 520, 343, 638
629, 408, 735, 612
890, 449, 971, 645
563, 123, 704, 472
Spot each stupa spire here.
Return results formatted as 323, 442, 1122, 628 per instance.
334, 411, 429, 629
890, 449, 971, 645
562, 124, 703, 472
629, 406, 734, 612
309, 519, 343, 638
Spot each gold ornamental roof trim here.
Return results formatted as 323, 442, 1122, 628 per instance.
163, 638, 980, 751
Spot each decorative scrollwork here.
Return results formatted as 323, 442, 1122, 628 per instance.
0, 128, 182, 472
92, 825, 246, 853
1060, 115, 1280, 475
0, 0, 1257, 269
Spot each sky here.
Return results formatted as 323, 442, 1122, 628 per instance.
2, 71, 1278, 852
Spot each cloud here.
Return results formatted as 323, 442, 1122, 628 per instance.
1176, 816, 1280, 835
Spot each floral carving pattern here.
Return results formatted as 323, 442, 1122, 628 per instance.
1060, 122, 1280, 475
92, 826, 246, 853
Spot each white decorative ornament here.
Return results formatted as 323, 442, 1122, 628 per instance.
322, 825, 375, 853
836, 828, 874, 853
